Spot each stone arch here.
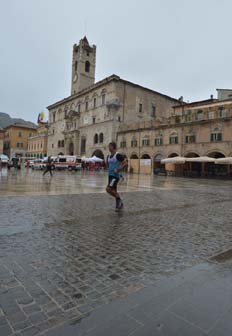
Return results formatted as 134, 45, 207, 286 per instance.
206, 151, 225, 158
167, 152, 180, 158
141, 153, 151, 159
130, 153, 139, 159
99, 133, 104, 143
184, 152, 200, 158
153, 153, 165, 174
85, 61, 90, 73
69, 143, 74, 155
92, 149, 104, 160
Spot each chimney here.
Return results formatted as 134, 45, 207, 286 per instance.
210, 94, 214, 99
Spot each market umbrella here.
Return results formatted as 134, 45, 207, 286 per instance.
215, 157, 232, 164
161, 157, 186, 164
185, 156, 215, 163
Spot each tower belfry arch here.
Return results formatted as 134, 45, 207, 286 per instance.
71, 36, 96, 95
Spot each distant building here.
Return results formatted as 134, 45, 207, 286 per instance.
47, 37, 179, 159
3, 124, 37, 158
27, 123, 48, 159
0, 128, 4, 154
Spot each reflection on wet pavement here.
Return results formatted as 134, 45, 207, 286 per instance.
1, 167, 232, 196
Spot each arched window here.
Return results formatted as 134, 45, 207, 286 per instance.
99, 133, 104, 143
94, 134, 98, 144
85, 61, 90, 73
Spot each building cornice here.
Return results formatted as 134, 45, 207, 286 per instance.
47, 75, 179, 110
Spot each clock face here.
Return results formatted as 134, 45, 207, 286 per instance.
73, 74, 78, 83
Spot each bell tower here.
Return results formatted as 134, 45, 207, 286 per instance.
71, 36, 96, 95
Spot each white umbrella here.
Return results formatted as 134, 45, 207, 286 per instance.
89, 156, 103, 163
185, 156, 215, 163
215, 157, 232, 165
161, 157, 186, 164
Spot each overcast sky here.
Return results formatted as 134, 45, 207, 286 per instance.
1, 0, 232, 122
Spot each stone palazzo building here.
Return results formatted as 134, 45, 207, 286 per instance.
47, 37, 179, 159
118, 89, 232, 175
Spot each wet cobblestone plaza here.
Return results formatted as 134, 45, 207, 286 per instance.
1, 168, 232, 335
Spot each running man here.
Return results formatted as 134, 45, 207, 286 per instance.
106, 142, 128, 211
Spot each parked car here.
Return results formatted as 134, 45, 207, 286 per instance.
31, 159, 46, 170
0, 154, 9, 167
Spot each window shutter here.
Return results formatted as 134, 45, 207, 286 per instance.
218, 133, 222, 141
210, 133, 214, 142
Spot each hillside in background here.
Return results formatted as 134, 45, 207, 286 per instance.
0, 112, 36, 129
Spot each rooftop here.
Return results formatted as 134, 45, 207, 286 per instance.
47, 74, 180, 109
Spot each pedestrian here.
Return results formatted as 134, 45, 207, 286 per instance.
43, 156, 53, 176
106, 142, 128, 211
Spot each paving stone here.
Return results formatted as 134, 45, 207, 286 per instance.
29, 311, 47, 325
137, 311, 206, 336
0, 324, 13, 336
13, 319, 32, 332
86, 314, 141, 336
22, 303, 42, 315
2, 174, 232, 335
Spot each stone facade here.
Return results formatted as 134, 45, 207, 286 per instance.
3, 124, 37, 158
71, 36, 96, 95
47, 37, 179, 159
117, 93, 232, 174
27, 123, 48, 159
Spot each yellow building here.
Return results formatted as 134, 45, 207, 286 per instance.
3, 124, 37, 158
27, 124, 48, 159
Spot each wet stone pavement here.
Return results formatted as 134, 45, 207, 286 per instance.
1, 169, 232, 335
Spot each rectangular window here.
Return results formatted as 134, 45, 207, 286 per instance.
218, 106, 226, 118
155, 138, 163, 146
139, 103, 143, 113
120, 141, 126, 148
92, 117, 96, 124
77, 104, 81, 113
131, 140, 137, 147
208, 111, 214, 120
102, 94, 106, 105
142, 139, 150, 146
211, 133, 222, 142
85, 101, 89, 111
197, 111, 203, 121
185, 135, 196, 144
169, 136, 178, 144
18, 131, 22, 137
185, 110, 192, 122
81, 138, 86, 153
93, 98, 97, 109
151, 105, 156, 118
